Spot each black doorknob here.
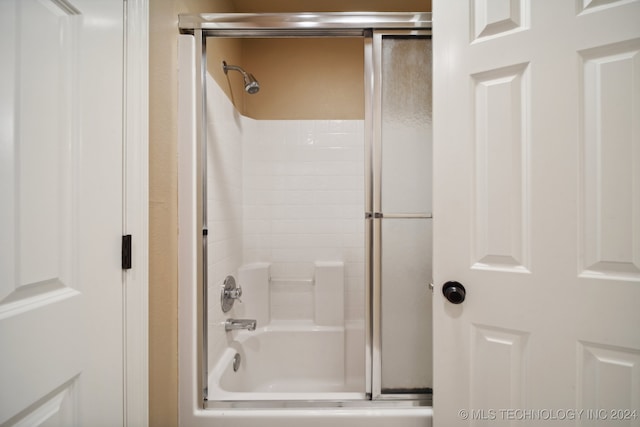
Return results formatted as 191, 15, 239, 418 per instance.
442, 281, 466, 304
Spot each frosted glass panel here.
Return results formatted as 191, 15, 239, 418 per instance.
381, 218, 432, 392
379, 36, 432, 394
381, 37, 432, 214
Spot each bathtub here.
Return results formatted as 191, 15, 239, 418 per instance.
209, 320, 363, 401
203, 321, 432, 427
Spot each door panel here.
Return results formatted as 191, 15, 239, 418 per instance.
0, 0, 124, 425
15, 0, 73, 291
469, 324, 528, 412
434, 0, 640, 425
1, 0, 77, 317
471, 63, 530, 273
579, 40, 640, 281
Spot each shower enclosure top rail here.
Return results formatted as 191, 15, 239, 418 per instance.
179, 12, 432, 34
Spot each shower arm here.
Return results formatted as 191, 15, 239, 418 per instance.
222, 62, 250, 79
222, 60, 260, 94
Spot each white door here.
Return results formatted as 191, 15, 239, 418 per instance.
0, 0, 125, 425
434, 1, 640, 426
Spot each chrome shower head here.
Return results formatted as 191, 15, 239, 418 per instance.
222, 61, 260, 94
243, 73, 260, 94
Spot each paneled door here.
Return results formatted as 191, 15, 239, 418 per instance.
434, 1, 640, 425
0, 0, 125, 425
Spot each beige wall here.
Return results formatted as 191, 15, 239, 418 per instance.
149, 1, 236, 426
207, 38, 244, 109
243, 38, 364, 120
209, 38, 363, 120
207, 0, 433, 120
149, 1, 430, 426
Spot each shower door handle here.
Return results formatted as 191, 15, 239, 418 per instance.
442, 281, 466, 304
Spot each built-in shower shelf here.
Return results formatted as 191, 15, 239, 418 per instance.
270, 277, 315, 286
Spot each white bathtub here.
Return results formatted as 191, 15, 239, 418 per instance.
209, 321, 363, 401
204, 321, 432, 427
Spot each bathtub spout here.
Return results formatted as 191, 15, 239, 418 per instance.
225, 318, 257, 332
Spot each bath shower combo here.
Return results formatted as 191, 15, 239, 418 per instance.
178, 11, 433, 427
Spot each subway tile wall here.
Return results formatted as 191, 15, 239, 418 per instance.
242, 118, 365, 322
207, 78, 366, 368
206, 75, 244, 367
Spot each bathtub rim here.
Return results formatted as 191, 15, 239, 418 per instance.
205, 397, 432, 410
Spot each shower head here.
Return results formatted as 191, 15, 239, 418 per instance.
222, 61, 260, 94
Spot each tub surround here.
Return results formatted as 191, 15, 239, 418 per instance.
314, 261, 345, 326
207, 73, 366, 377
237, 262, 270, 325
211, 261, 361, 398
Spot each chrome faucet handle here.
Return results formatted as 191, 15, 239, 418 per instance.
226, 285, 242, 303
221, 275, 242, 313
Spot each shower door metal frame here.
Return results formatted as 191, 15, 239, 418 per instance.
178, 12, 432, 408
370, 29, 433, 401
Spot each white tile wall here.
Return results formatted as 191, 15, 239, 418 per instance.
206, 74, 366, 372
206, 75, 244, 367
242, 117, 365, 321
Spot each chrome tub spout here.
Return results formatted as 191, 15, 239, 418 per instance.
225, 318, 257, 332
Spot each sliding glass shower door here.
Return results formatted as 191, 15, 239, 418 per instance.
180, 13, 433, 407
369, 33, 433, 399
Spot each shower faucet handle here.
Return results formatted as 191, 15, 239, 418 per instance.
225, 285, 243, 302
221, 275, 242, 312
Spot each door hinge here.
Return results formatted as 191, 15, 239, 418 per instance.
122, 234, 132, 270
365, 212, 384, 219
